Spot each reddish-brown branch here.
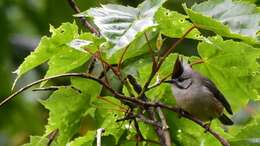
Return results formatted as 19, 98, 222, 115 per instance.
147, 73, 172, 91
190, 59, 205, 66
117, 45, 129, 74
156, 107, 171, 146
144, 32, 157, 69
84, 48, 123, 81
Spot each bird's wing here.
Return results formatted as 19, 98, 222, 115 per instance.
202, 77, 233, 115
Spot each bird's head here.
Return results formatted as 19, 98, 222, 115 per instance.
164, 56, 193, 89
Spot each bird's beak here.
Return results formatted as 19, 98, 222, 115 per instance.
164, 79, 178, 84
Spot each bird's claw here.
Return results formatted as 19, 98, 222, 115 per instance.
203, 121, 212, 133
177, 108, 185, 118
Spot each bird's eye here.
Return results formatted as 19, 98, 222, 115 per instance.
178, 77, 185, 82
178, 76, 189, 82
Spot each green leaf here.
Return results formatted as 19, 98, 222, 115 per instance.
93, 96, 126, 144
44, 47, 89, 77
184, 0, 260, 44
71, 77, 102, 102
139, 121, 159, 140
155, 7, 201, 39
41, 87, 90, 145
230, 118, 260, 146
15, 22, 79, 79
23, 136, 58, 146
67, 131, 96, 146
41, 32, 101, 86
76, 0, 166, 56
192, 36, 260, 109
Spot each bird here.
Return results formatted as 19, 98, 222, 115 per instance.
164, 56, 233, 125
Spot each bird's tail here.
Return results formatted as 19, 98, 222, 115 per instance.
218, 114, 233, 125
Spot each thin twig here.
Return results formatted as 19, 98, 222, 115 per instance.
85, 48, 123, 82
67, 0, 100, 36
156, 107, 171, 146
134, 118, 144, 145
97, 50, 110, 85
144, 32, 157, 70
190, 59, 204, 66
47, 129, 59, 146
117, 45, 129, 74
96, 128, 105, 146
32, 85, 82, 93
0, 72, 127, 107
32, 86, 61, 91
136, 114, 162, 128
147, 73, 172, 91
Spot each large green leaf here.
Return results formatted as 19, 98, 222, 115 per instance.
155, 7, 201, 39
41, 87, 90, 145
41, 33, 102, 86
184, 0, 260, 44
192, 36, 260, 109
15, 22, 78, 79
44, 47, 89, 77
76, 0, 166, 56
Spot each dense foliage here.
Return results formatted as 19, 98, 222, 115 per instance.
1, 0, 260, 145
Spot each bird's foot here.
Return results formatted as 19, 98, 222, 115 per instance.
203, 121, 212, 133
177, 108, 185, 118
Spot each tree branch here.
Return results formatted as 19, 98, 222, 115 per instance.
144, 32, 157, 69
67, 0, 100, 36
0, 72, 127, 107
156, 107, 171, 146
136, 113, 162, 128
1, 72, 230, 146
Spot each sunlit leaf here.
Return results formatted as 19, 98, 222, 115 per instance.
184, 0, 260, 44
93, 96, 127, 143
23, 136, 58, 146
15, 22, 78, 79
41, 87, 90, 145
76, 0, 166, 56
67, 131, 96, 146
155, 7, 201, 39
